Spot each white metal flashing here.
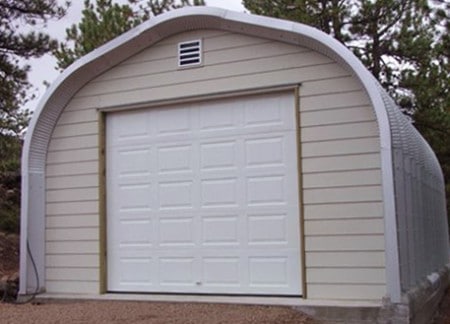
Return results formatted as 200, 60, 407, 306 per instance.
19, 6, 404, 300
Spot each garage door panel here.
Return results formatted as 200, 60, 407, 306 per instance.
243, 96, 285, 128
119, 257, 154, 285
159, 257, 197, 287
155, 106, 193, 136
245, 133, 295, 167
107, 92, 302, 295
245, 137, 284, 167
157, 144, 194, 174
201, 215, 240, 246
115, 147, 152, 177
248, 213, 289, 245
117, 219, 153, 247
109, 110, 151, 143
247, 175, 286, 206
200, 140, 238, 170
199, 101, 239, 131
201, 178, 239, 208
249, 256, 290, 287
158, 180, 194, 210
116, 209, 152, 223
117, 183, 152, 210
203, 257, 241, 287
159, 217, 195, 246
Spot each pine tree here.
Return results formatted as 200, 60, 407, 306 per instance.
0, 134, 22, 233
54, 0, 205, 70
0, 0, 68, 135
400, 9, 450, 210
0, 0, 68, 232
243, 0, 440, 94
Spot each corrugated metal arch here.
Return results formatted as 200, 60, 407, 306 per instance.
20, 6, 448, 302
381, 90, 449, 292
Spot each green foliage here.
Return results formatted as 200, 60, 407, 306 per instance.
400, 11, 450, 214
0, 0, 68, 136
0, 0, 68, 232
54, 0, 205, 70
244, 0, 450, 218
243, 0, 437, 92
0, 135, 22, 233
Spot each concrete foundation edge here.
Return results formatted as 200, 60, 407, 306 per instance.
294, 264, 450, 324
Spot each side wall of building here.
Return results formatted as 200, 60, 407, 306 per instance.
45, 30, 386, 300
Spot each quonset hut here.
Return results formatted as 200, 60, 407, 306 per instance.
19, 7, 449, 323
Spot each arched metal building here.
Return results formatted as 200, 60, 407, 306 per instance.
19, 7, 449, 323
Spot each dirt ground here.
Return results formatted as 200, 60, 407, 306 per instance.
0, 232, 19, 277
1, 231, 449, 323
433, 288, 450, 324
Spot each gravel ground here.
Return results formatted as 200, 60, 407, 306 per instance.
0, 300, 316, 324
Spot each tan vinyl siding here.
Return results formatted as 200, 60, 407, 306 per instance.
305, 219, 384, 236
306, 235, 384, 251
47, 149, 98, 164
46, 228, 99, 242
302, 121, 379, 142
52, 121, 98, 138
48, 135, 98, 151
69, 65, 349, 110
47, 201, 99, 216
300, 90, 370, 111
46, 268, 100, 281
301, 106, 376, 126
45, 29, 385, 300
46, 255, 99, 268
304, 186, 382, 204
46, 161, 98, 177
308, 284, 386, 300
76, 52, 334, 97
305, 202, 384, 220
45, 281, 99, 294
307, 268, 385, 284
303, 169, 382, 188
301, 79, 385, 300
46, 188, 99, 203
47, 175, 99, 190
302, 137, 380, 158
57, 108, 98, 125
306, 251, 385, 268
46, 215, 99, 229
302, 153, 381, 173
46, 241, 99, 255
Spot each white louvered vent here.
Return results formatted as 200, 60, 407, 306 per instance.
178, 40, 202, 67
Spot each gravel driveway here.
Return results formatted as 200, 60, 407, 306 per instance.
0, 300, 315, 324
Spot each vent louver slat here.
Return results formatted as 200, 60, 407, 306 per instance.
178, 40, 202, 67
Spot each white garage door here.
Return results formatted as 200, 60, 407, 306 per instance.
106, 91, 302, 295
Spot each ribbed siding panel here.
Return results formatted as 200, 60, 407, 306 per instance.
381, 89, 450, 292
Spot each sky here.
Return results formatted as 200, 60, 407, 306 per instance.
25, 0, 246, 111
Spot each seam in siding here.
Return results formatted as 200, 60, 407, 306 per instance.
302, 135, 379, 144
75, 62, 343, 99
